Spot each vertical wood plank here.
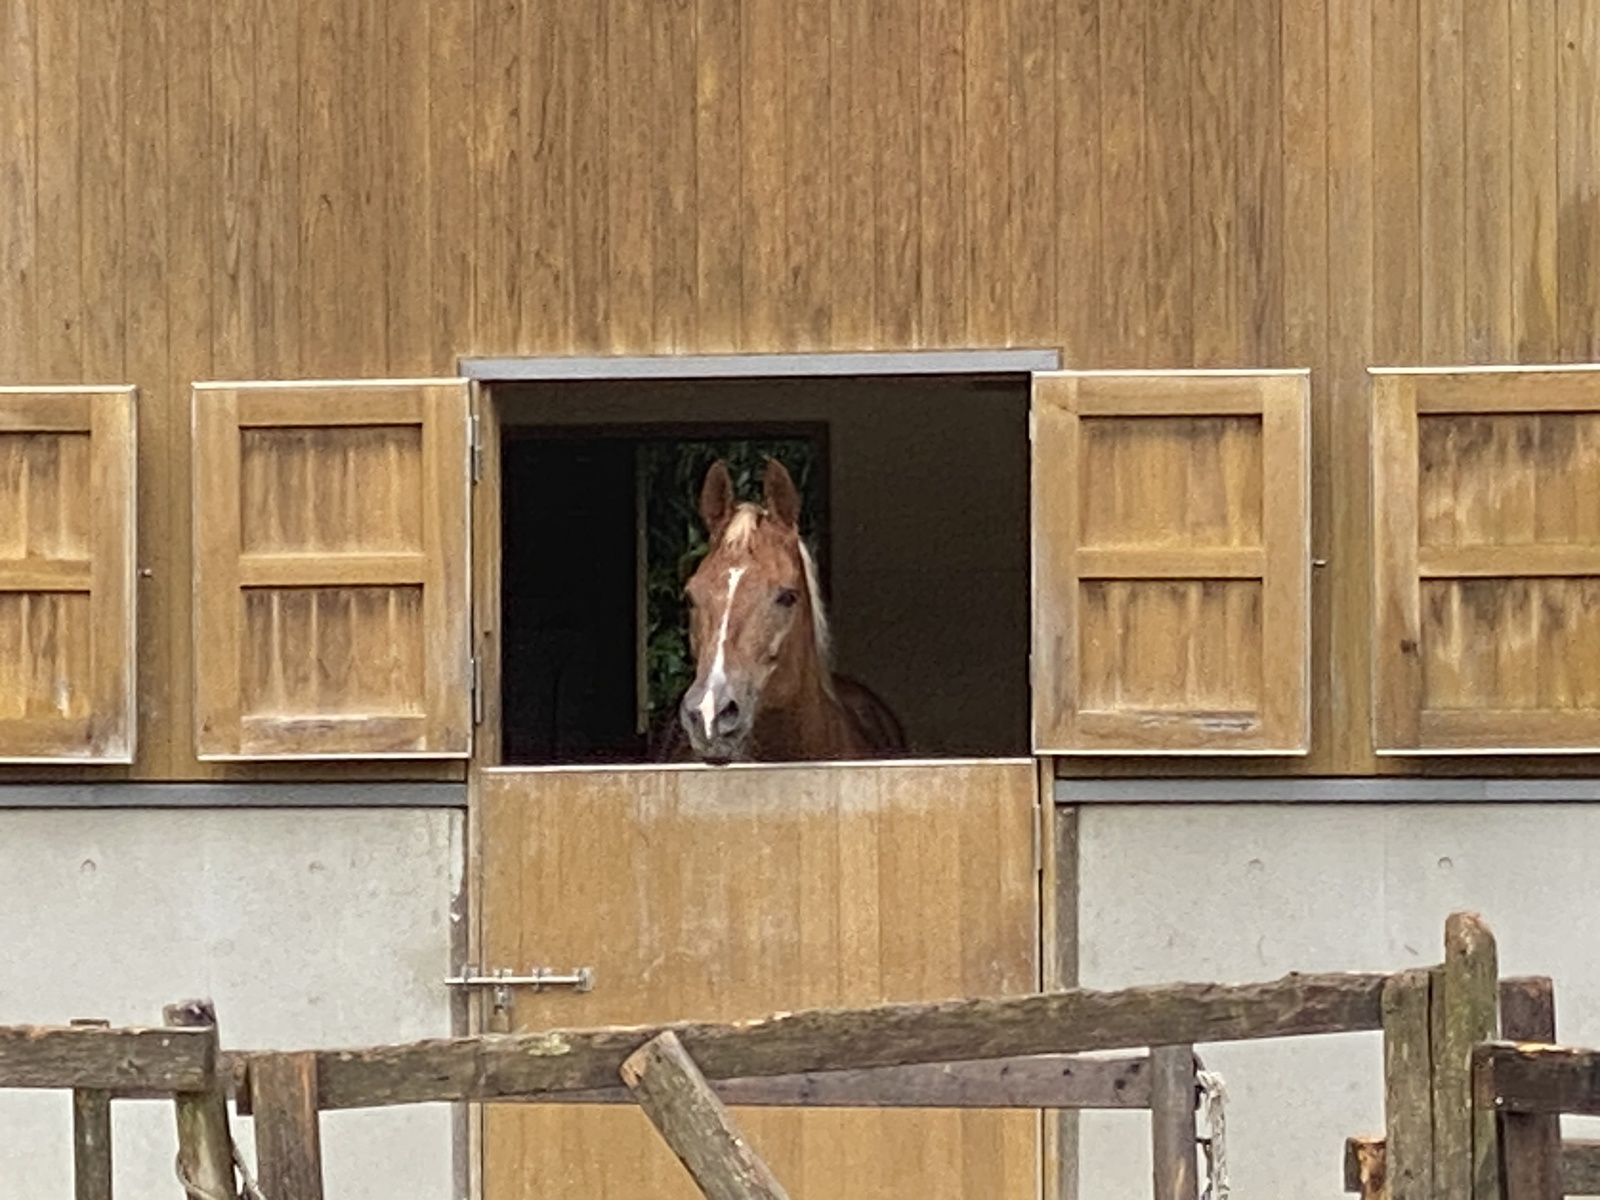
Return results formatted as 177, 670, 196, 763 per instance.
1008, 0, 1056, 347
1281, 0, 1327, 374
385, 0, 433, 373
1326, 0, 1375, 771
1056, 0, 1100, 364
429, 0, 473, 366
925, 0, 973, 348
250, 1052, 325, 1200
697, 0, 744, 349
212, 0, 257, 376
1372, 0, 1421, 364
473, 0, 523, 356
921, 0, 966, 347
1235, 0, 1282, 365
1260, 374, 1313, 749
1099, 0, 1147, 362
1370, 374, 1423, 750
79, 0, 124, 381
1496, 977, 1562, 1200
1192, 0, 1238, 366
1144, 0, 1194, 366
1464, 0, 1513, 361
786, 0, 831, 348
1510, 0, 1558, 360
190, 387, 243, 758
1431, 913, 1501, 1200
89, 391, 137, 761
1150, 1046, 1198, 1200
163, 0, 214, 779
122, 0, 169, 771
827, 0, 870, 348
873, 0, 918, 346
35, 0, 82, 378
70, 1018, 112, 1200
258, 0, 301, 376
567, 0, 608, 351
0, 0, 39, 379
1420, 0, 1465, 360
1558, 0, 1600, 360
741, 0, 787, 349
1383, 969, 1434, 1200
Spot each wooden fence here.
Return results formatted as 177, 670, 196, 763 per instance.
0, 910, 1559, 1199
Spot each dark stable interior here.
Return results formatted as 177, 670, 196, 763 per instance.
496, 376, 1032, 767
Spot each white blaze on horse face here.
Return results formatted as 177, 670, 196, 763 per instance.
698, 565, 746, 738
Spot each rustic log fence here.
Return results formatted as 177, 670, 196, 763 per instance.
0, 911, 1566, 1199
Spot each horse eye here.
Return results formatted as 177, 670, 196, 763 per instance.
775, 587, 799, 608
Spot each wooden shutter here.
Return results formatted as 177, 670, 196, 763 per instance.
1032, 370, 1311, 755
0, 387, 136, 763
1373, 367, 1600, 754
193, 380, 471, 760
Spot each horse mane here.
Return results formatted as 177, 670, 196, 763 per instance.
716, 501, 835, 687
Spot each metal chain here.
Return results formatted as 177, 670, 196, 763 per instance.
1196, 1067, 1230, 1200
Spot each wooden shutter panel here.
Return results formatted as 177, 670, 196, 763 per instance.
0, 387, 136, 763
1032, 370, 1311, 755
1373, 367, 1600, 753
193, 379, 471, 760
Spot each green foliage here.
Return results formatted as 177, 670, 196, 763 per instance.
641, 438, 824, 726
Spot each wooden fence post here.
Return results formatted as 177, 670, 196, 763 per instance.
250, 1052, 326, 1200
165, 1000, 239, 1200
1149, 1045, 1198, 1200
1383, 969, 1431, 1200
1493, 977, 1561, 1200
1432, 913, 1500, 1200
69, 1018, 112, 1200
621, 1030, 790, 1200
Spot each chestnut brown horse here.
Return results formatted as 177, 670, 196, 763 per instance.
662, 458, 906, 764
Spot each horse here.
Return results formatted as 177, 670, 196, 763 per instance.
657, 457, 907, 764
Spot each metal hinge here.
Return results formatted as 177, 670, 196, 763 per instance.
467, 413, 482, 483
470, 655, 483, 726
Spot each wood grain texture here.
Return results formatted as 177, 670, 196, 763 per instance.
250, 1052, 325, 1200
1032, 371, 1309, 754
1372, 367, 1600, 753
1432, 912, 1500, 1200
621, 1031, 792, 1200
1382, 969, 1433, 1200
7, 0, 1600, 778
0, 1021, 213, 1092
478, 761, 1040, 1199
192, 380, 471, 760
0, 388, 135, 762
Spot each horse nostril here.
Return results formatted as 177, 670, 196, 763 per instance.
714, 699, 741, 734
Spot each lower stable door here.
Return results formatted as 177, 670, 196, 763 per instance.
477, 760, 1041, 1199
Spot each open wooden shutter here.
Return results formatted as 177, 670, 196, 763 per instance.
1032, 370, 1310, 755
193, 379, 471, 760
1373, 367, 1600, 753
0, 387, 135, 762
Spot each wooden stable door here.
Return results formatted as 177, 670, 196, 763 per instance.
476, 760, 1041, 1200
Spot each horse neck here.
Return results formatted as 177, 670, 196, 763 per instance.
748, 600, 865, 760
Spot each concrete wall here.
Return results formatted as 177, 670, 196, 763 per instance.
0, 798, 463, 1199
1073, 801, 1600, 1200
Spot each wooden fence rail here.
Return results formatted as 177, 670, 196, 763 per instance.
0, 910, 1537, 1200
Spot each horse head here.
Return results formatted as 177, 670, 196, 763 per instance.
678, 458, 829, 762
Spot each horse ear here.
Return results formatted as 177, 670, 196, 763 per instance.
762, 457, 802, 528
699, 460, 736, 538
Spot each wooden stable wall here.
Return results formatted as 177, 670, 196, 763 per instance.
1, 0, 1599, 777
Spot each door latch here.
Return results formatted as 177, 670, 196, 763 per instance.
445, 965, 595, 1031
